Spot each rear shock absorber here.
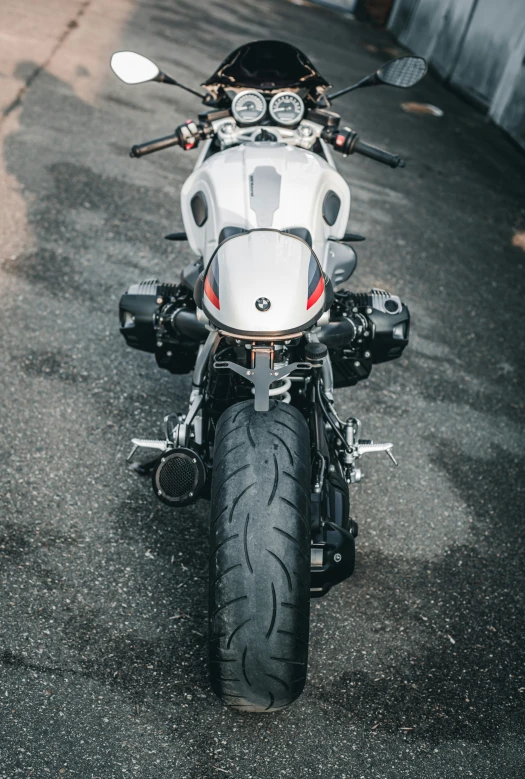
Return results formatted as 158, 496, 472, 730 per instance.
251, 377, 292, 403
269, 377, 292, 403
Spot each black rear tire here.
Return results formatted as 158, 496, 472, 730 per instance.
208, 400, 311, 712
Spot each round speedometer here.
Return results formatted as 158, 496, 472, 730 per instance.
269, 91, 305, 126
231, 90, 267, 125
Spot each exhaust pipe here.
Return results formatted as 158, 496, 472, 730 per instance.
152, 447, 207, 507
171, 308, 209, 342
317, 317, 357, 348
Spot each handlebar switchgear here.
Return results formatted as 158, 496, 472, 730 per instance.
176, 119, 202, 150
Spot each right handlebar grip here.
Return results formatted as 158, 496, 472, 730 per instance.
353, 139, 405, 168
130, 133, 180, 158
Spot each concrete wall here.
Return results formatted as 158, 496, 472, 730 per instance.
388, 0, 525, 150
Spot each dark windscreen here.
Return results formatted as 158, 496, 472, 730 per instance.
202, 40, 330, 96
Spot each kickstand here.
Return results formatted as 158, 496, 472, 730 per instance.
128, 456, 159, 476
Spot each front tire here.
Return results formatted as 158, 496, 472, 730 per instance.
208, 400, 311, 711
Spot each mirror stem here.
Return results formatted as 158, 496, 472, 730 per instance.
156, 71, 207, 99
327, 74, 377, 101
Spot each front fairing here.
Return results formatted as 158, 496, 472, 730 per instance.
201, 40, 331, 102
201, 229, 326, 337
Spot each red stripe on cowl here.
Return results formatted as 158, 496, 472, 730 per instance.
307, 276, 324, 310
204, 276, 220, 309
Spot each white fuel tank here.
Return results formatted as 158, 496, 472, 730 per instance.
181, 143, 350, 272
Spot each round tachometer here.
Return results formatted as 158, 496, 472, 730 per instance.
269, 91, 305, 126
231, 90, 267, 125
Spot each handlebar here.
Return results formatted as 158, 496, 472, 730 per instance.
130, 120, 206, 158
326, 127, 405, 168
130, 133, 180, 158
352, 139, 405, 168
129, 120, 404, 169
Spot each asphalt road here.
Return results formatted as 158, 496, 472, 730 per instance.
1, 0, 525, 777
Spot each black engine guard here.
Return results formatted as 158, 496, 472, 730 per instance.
310, 520, 357, 598
309, 466, 358, 597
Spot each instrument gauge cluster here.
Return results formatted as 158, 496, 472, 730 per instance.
231, 90, 267, 125
230, 90, 306, 128
269, 92, 305, 126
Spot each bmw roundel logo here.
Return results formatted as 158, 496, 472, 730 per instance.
255, 297, 271, 312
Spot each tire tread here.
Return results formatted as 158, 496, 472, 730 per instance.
209, 400, 311, 712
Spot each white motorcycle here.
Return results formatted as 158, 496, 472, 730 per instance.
111, 41, 426, 711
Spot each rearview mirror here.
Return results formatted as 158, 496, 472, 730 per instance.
376, 56, 427, 89
327, 55, 427, 102
110, 51, 160, 85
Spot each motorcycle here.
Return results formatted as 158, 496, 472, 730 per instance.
110, 40, 426, 711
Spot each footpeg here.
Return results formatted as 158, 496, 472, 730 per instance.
340, 417, 398, 483
357, 440, 398, 466
127, 439, 170, 462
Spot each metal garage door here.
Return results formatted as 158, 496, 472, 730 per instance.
388, 0, 525, 148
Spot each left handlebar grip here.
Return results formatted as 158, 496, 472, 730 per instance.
130, 133, 180, 158
352, 139, 405, 169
